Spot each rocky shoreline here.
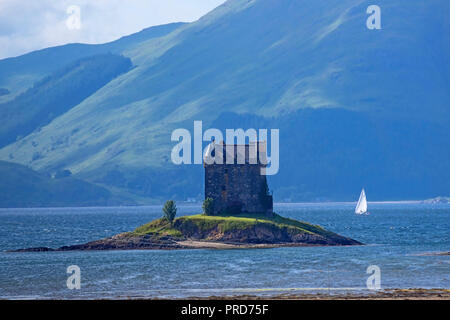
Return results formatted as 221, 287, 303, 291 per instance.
187, 289, 450, 300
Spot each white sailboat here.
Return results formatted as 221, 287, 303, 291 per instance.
355, 188, 369, 215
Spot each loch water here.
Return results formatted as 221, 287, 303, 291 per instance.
0, 203, 449, 299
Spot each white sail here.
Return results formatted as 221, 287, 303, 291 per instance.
355, 189, 368, 214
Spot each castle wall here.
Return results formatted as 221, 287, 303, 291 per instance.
205, 162, 273, 216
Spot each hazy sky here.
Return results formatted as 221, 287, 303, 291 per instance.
0, 0, 226, 59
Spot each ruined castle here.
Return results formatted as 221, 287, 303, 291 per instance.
203, 141, 273, 216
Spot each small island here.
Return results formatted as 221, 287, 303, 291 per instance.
14, 211, 361, 252
13, 141, 361, 252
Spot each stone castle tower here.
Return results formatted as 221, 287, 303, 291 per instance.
203, 141, 273, 216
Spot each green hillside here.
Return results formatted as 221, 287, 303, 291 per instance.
0, 22, 184, 103
0, 53, 132, 148
0, 160, 130, 207
0, 0, 448, 203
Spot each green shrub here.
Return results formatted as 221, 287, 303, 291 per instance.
202, 197, 214, 215
162, 200, 177, 225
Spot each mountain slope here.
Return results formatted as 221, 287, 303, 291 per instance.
0, 22, 184, 103
211, 109, 450, 200
0, 160, 126, 207
0, 53, 133, 148
0, 0, 449, 202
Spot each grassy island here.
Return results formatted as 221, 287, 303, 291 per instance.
132, 213, 335, 240
13, 212, 361, 252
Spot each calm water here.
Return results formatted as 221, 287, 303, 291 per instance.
0, 203, 449, 299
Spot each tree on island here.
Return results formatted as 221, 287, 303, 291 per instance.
202, 197, 214, 215
162, 200, 177, 225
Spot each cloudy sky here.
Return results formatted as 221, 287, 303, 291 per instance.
0, 0, 226, 59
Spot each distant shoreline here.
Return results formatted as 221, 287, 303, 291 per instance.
1, 200, 445, 211
275, 200, 424, 205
